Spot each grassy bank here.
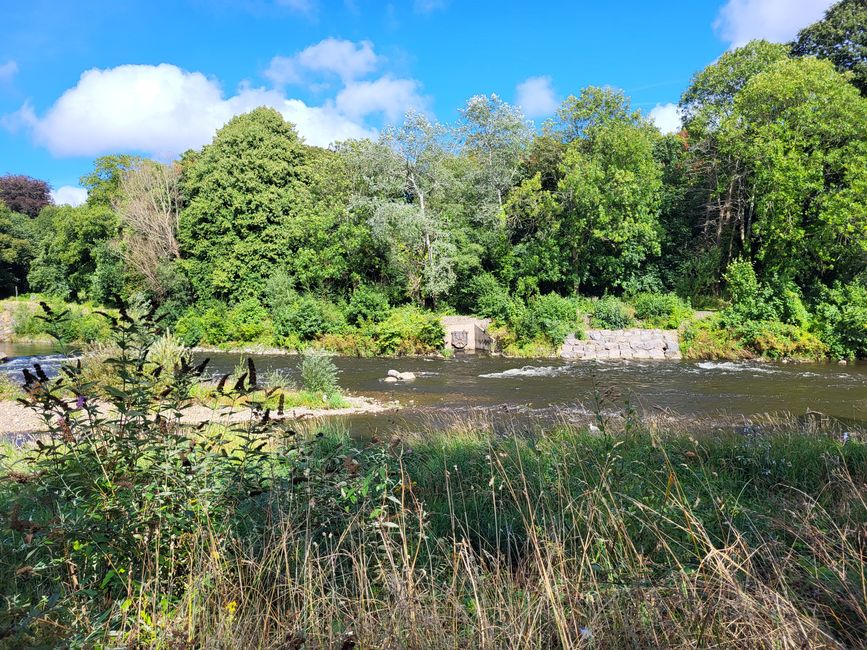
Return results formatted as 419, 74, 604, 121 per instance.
1, 420, 864, 648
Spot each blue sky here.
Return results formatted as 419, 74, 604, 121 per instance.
0, 0, 834, 205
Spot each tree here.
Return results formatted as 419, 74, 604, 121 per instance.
179, 107, 349, 302
0, 205, 34, 295
557, 117, 663, 292
680, 41, 789, 133
792, 0, 867, 95
677, 41, 791, 278
81, 155, 145, 208
550, 86, 642, 143
27, 205, 119, 300
720, 56, 867, 286
0, 174, 52, 218
116, 160, 182, 296
457, 94, 530, 215
344, 111, 457, 306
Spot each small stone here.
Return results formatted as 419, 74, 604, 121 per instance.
383, 376, 398, 383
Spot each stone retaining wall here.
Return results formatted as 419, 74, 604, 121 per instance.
561, 328, 681, 360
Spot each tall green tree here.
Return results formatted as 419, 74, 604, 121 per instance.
178, 107, 347, 302
344, 111, 457, 306
720, 56, 867, 286
557, 116, 663, 293
27, 205, 119, 300
0, 205, 34, 296
792, 0, 867, 95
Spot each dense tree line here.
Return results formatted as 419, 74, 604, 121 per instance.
2, 1, 865, 357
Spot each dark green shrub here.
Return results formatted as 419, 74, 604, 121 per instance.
175, 302, 230, 346
346, 285, 390, 325
592, 296, 634, 329
632, 292, 693, 328
368, 306, 444, 355
227, 298, 273, 342
721, 259, 778, 324
274, 295, 346, 342
813, 281, 867, 359
466, 273, 513, 322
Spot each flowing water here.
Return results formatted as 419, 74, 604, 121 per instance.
3, 342, 865, 434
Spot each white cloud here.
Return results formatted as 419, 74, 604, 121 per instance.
336, 76, 427, 120
265, 38, 380, 86
6, 63, 389, 159
515, 76, 558, 118
648, 103, 683, 135
0, 60, 18, 83
50, 186, 88, 207
714, 0, 833, 47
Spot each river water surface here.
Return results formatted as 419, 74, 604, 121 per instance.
3, 342, 865, 434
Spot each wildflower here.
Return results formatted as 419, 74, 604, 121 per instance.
580, 626, 592, 640
226, 600, 237, 616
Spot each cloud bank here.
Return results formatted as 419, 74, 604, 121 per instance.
714, 0, 834, 47
648, 103, 682, 135
516, 76, 558, 118
50, 186, 88, 207
6, 39, 427, 159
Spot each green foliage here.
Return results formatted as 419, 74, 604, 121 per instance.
274, 295, 346, 343
464, 272, 513, 321
80, 154, 145, 207
367, 305, 445, 355
26, 204, 119, 301
812, 280, 867, 358
631, 292, 693, 328
511, 293, 581, 345
0, 205, 33, 296
299, 350, 340, 396
10, 298, 111, 344
179, 108, 347, 302
226, 298, 273, 343
591, 295, 634, 329
346, 285, 390, 325
174, 302, 230, 346
792, 0, 867, 95
721, 57, 867, 285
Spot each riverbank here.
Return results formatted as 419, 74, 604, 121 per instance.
0, 394, 395, 437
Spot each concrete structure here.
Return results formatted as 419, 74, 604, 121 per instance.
441, 316, 494, 353
560, 328, 681, 360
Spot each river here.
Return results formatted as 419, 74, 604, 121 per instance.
3, 341, 865, 435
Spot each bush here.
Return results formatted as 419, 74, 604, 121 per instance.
812, 281, 867, 359
10, 298, 111, 344
631, 292, 693, 328
681, 314, 827, 360
511, 293, 581, 345
175, 302, 231, 347
368, 306, 445, 355
346, 285, 390, 325
466, 273, 514, 322
722, 258, 778, 324
299, 350, 340, 396
274, 295, 346, 342
592, 295, 634, 329
226, 298, 273, 343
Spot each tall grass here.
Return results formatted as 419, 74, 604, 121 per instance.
6, 420, 862, 648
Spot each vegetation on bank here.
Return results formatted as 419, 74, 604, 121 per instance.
0, 308, 865, 648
